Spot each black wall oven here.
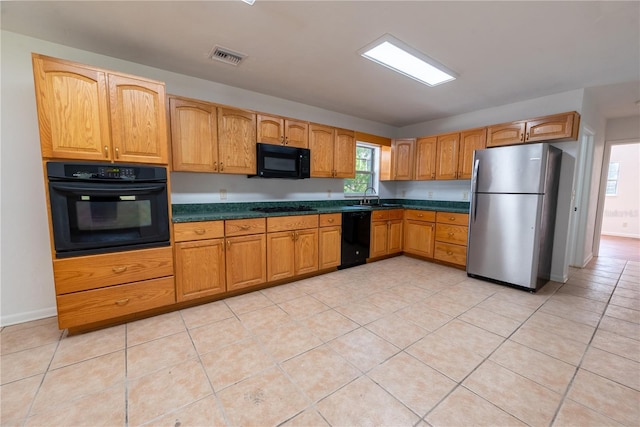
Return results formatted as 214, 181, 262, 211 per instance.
47, 162, 170, 258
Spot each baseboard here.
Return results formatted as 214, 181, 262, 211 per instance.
1, 307, 57, 327
550, 273, 568, 283
601, 232, 640, 239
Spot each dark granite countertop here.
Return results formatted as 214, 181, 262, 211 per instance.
172, 200, 469, 223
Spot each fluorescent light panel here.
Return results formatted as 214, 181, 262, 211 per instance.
360, 35, 456, 87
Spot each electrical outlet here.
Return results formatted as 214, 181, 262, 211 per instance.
463, 191, 469, 200
219, 189, 227, 200
327, 189, 332, 198
428, 191, 433, 199
623, 222, 628, 228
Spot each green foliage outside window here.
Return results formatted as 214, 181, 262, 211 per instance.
344, 145, 375, 194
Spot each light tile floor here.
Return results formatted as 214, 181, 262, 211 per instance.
1, 255, 639, 426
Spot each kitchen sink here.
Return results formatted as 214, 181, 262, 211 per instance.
342, 205, 372, 210
378, 203, 403, 207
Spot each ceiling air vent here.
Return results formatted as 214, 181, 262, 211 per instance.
208, 46, 247, 66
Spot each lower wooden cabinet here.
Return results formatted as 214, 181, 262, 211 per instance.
266, 215, 319, 281
433, 212, 469, 267
370, 210, 403, 258
319, 219, 341, 269
226, 233, 267, 291
403, 210, 436, 258
175, 239, 226, 301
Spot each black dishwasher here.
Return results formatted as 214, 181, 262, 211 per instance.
339, 210, 371, 269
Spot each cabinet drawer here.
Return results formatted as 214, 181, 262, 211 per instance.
53, 246, 174, 294
436, 212, 469, 226
319, 213, 341, 227
434, 242, 467, 266
56, 276, 175, 329
225, 218, 266, 236
267, 214, 318, 232
371, 210, 389, 221
174, 221, 224, 242
435, 223, 468, 245
404, 209, 436, 222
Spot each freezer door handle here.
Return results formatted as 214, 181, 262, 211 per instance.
471, 158, 480, 222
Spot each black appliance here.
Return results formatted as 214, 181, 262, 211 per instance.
339, 211, 371, 269
252, 143, 311, 179
251, 205, 317, 213
47, 162, 170, 258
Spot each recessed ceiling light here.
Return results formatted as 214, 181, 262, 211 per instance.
359, 34, 457, 87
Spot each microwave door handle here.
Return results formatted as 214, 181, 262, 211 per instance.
50, 183, 166, 195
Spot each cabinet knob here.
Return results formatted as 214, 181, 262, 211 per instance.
447, 251, 453, 255
115, 298, 130, 306
220, 162, 224, 172
104, 145, 109, 158
284, 136, 289, 145
115, 147, 120, 159
194, 229, 206, 235
227, 240, 231, 248
448, 232, 455, 237
520, 133, 524, 142
525, 132, 530, 141
213, 161, 218, 171
418, 213, 423, 217
449, 216, 455, 221
112, 266, 128, 273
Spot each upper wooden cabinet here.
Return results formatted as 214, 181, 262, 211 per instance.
32, 54, 168, 164
169, 97, 218, 172
217, 107, 257, 175
414, 137, 437, 180
457, 128, 487, 179
391, 138, 416, 180
435, 133, 460, 180
257, 114, 309, 148
309, 124, 355, 178
487, 112, 579, 147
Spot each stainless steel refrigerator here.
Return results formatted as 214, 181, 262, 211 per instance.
466, 143, 562, 290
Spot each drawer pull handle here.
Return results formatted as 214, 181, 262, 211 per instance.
194, 229, 206, 235
239, 225, 251, 230
418, 214, 423, 217
327, 218, 334, 223
449, 216, 455, 221
115, 147, 120, 159
115, 298, 129, 306
448, 232, 455, 237
447, 251, 453, 256
112, 266, 128, 273
104, 145, 109, 158
213, 161, 218, 171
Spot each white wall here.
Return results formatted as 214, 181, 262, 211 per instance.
605, 116, 640, 141
601, 144, 640, 238
0, 30, 396, 326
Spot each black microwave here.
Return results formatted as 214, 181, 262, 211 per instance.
253, 143, 311, 179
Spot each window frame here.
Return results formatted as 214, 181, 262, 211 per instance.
606, 161, 619, 196
343, 142, 379, 197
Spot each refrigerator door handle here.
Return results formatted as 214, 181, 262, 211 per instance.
471, 159, 480, 222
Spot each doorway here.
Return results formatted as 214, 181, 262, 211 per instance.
595, 142, 640, 262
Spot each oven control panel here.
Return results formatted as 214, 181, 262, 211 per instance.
97, 167, 136, 179
47, 162, 167, 182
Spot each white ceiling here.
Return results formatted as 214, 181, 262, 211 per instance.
2, 1, 639, 127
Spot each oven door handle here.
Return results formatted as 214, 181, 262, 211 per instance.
49, 183, 166, 196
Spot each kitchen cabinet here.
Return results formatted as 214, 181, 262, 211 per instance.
309, 124, 356, 178
414, 137, 437, 180
403, 210, 436, 258
169, 96, 218, 172
487, 112, 579, 147
391, 138, 415, 180
434, 212, 469, 267
217, 107, 257, 174
257, 114, 309, 148
52, 246, 175, 329
174, 221, 226, 302
318, 213, 341, 270
33, 53, 168, 164
435, 133, 460, 180
266, 215, 319, 281
457, 128, 487, 179
370, 209, 403, 258
225, 218, 267, 291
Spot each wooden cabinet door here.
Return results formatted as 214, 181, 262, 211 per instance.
169, 97, 218, 172
370, 220, 389, 258
266, 231, 296, 282
309, 124, 335, 177
32, 54, 111, 161
175, 238, 226, 302
403, 220, 435, 258
108, 73, 168, 164
284, 119, 309, 148
226, 234, 266, 290
217, 107, 257, 174
457, 128, 486, 179
334, 128, 356, 178
392, 138, 415, 180
487, 122, 526, 147
257, 114, 284, 145
436, 133, 460, 180
525, 112, 577, 143
319, 226, 341, 269
415, 137, 437, 180
388, 219, 403, 254
295, 228, 319, 275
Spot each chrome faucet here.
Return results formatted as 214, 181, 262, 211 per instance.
361, 186, 380, 205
